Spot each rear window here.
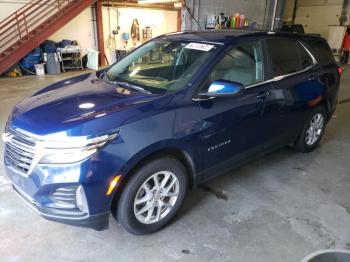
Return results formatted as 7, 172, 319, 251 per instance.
267, 38, 315, 78
267, 39, 301, 77
302, 38, 335, 65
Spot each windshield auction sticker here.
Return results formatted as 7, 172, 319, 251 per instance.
185, 43, 214, 52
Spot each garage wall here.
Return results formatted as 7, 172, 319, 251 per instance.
283, 0, 349, 38
294, 0, 343, 37
0, 0, 26, 21
284, 0, 296, 23
102, 7, 178, 65
0, 3, 97, 56
48, 7, 97, 56
182, 0, 272, 30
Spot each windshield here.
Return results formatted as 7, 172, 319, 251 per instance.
106, 41, 217, 94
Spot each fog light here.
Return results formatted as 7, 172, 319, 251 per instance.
106, 175, 121, 196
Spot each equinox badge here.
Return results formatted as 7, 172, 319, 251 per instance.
208, 139, 231, 152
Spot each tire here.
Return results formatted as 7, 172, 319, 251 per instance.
116, 157, 188, 235
294, 106, 327, 153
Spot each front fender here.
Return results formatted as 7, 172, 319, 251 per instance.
118, 140, 197, 180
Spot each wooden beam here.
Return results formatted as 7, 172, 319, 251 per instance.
103, 1, 178, 11
177, 9, 182, 32
95, 0, 106, 66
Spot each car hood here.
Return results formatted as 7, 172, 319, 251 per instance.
10, 73, 159, 136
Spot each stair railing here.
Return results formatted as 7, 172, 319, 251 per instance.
0, 0, 73, 54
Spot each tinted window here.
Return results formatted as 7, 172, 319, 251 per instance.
267, 39, 301, 77
303, 38, 335, 65
209, 41, 264, 87
298, 43, 313, 69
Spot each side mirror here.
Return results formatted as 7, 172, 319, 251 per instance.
199, 80, 244, 99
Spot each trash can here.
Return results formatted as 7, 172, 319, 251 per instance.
44, 53, 61, 75
302, 249, 350, 262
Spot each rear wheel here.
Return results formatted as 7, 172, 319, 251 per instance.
116, 157, 188, 235
294, 106, 327, 153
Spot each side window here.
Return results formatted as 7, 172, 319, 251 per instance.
209, 41, 264, 87
298, 43, 314, 69
267, 39, 301, 77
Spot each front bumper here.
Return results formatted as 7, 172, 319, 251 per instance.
12, 183, 109, 230
4, 145, 124, 230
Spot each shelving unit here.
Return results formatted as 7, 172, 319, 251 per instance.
58, 49, 83, 72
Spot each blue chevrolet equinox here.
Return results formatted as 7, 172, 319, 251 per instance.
2, 30, 341, 234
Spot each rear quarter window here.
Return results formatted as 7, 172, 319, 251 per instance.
266, 38, 301, 77
298, 43, 314, 69
302, 38, 335, 65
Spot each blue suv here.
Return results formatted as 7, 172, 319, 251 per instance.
2, 31, 341, 234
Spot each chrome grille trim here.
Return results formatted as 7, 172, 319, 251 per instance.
50, 186, 78, 210
4, 128, 38, 176
6, 143, 34, 160
9, 127, 36, 147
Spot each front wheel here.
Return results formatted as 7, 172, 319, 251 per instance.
294, 106, 327, 153
116, 157, 188, 235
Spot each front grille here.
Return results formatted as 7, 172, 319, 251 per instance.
4, 128, 37, 175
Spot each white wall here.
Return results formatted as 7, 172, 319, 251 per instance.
0, 0, 26, 21
102, 7, 178, 64
49, 7, 97, 56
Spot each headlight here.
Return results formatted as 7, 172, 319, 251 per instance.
39, 133, 118, 164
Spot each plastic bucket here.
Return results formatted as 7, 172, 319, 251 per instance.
302, 249, 350, 262
34, 63, 45, 76
87, 48, 99, 70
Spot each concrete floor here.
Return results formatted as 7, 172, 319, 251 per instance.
0, 70, 350, 262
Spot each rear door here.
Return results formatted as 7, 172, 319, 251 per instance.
264, 37, 324, 144
303, 37, 340, 116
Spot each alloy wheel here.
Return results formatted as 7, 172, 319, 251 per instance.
305, 113, 324, 146
133, 171, 179, 224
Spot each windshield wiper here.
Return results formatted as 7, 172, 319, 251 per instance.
99, 71, 110, 81
99, 72, 151, 94
113, 81, 152, 95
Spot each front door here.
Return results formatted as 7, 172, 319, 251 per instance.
195, 39, 275, 180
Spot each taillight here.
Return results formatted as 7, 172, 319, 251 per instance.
338, 66, 343, 77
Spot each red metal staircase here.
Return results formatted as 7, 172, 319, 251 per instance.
0, 0, 97, 75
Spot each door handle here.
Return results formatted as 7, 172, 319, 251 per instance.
257, 91, 272, 99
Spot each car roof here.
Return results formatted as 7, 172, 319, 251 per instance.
158, 30, 323, 45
